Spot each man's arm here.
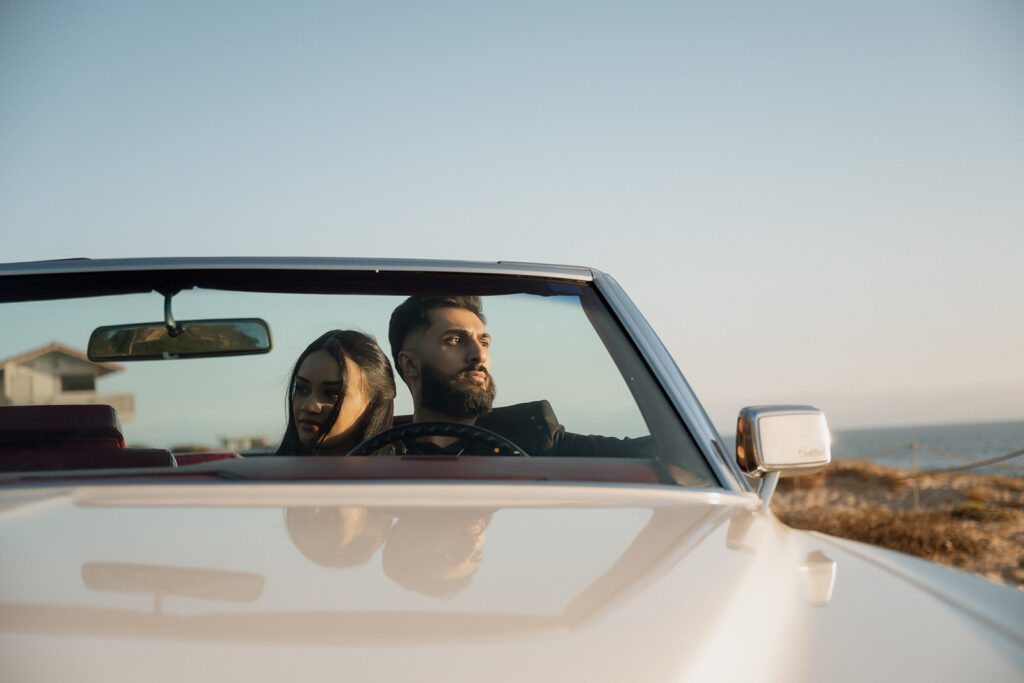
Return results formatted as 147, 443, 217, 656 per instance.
544, 430, 655, 459
477, 400, 654, 458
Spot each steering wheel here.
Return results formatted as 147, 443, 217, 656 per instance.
346, 421, 530, 457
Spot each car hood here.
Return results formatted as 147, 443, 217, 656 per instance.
1, 482, 1022, 682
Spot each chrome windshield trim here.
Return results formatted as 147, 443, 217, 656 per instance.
591, 270, 748, 492
0, 257, 594, 282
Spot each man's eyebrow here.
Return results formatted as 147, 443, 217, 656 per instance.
440, 327, 490, 339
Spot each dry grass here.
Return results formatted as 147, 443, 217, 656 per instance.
783, 506, 989, 564
771, 460, 1024, 589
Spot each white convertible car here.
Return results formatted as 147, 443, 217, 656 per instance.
1, 258, 1021, 682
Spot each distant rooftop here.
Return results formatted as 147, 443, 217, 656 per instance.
0, 342, 124, 376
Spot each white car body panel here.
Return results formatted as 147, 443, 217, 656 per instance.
2, 483, 1021, 682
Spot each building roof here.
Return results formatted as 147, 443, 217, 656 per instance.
0, 342, 124, 376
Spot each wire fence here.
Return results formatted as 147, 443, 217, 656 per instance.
839, 442, 1024, 510
850, 441, 1024, 477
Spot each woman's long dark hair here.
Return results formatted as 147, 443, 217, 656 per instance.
276, 330, 396, 455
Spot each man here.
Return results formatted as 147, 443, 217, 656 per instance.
388, 295, 496, 430
382, 508, 492, 598
388, 295, 650, 457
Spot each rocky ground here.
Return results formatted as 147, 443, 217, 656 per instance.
770, 459, 1024, 589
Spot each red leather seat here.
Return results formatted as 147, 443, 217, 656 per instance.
0, 405, 174, 471
0, 404, 125, 448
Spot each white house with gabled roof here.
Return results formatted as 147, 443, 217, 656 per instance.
0, 342, 135, 421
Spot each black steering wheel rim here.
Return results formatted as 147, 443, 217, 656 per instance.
346, 421, 529, 457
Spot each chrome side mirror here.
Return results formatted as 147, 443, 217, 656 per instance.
735, 406, 831, 504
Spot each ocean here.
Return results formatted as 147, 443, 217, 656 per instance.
723, 419, 1024, 477
830, 420, 1024, 476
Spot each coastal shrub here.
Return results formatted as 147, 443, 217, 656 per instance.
951, 501, 1012, 522
964, 486, 992, 503
779, 506, 988, 564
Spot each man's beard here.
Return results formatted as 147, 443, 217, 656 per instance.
420, 363, 496, 420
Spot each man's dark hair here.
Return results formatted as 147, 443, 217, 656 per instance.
388, 296, 486, 379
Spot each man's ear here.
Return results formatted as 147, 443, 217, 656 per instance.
397, 350, 419, 379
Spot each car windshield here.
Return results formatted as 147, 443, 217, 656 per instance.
0, 265, 717, 488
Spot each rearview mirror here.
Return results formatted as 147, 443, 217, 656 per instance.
88, 319, 272, 361
82, 562, 265, 603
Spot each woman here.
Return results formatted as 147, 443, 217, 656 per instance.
276, 330, 396, 455
285, 506, 393, 567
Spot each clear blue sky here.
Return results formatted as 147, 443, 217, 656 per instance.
2, 0, 1022, 430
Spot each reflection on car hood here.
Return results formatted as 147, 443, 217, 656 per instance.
1, 483, 1022, 682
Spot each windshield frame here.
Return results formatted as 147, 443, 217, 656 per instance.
0, 258, 745, 491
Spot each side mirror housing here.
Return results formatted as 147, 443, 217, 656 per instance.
735, 405, 831, 478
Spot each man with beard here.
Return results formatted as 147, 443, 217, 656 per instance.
387, 295, 497, 453
388, 295, 651, 457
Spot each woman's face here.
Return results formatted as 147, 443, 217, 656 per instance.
291, 350, 369, 451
